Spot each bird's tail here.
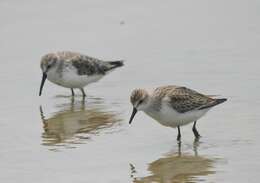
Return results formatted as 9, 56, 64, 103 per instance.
105, 60, 124, 71
215, 98, 228, 105
199, 98, 227, 110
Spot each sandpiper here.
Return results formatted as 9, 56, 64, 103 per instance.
129, 85, 227, 140
39, 51, 124, 97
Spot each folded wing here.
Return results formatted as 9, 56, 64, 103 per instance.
167, 87, 225, 113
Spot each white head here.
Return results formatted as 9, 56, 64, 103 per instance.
129, 89, 150, 124
39, 53, 59, 96
40, 53, 59, 73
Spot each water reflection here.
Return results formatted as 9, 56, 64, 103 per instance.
131, 141, 215, 183
40, 98, 122, 149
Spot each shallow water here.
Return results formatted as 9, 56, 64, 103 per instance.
1, 0, 260, 182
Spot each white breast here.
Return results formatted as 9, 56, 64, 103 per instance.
145, 104, 210, 128
47, 65, 103, 88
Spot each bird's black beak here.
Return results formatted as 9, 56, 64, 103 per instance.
39, 72, 47, 96
129, 107, 137, 124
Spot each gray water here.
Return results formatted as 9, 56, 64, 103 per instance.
1, 0, 260, 182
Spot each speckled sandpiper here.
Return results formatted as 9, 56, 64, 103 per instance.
39, 51, 124, 97
129, 85, 227, 141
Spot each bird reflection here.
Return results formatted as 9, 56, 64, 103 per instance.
40, 98, 121, 149
130, 141, 215, 183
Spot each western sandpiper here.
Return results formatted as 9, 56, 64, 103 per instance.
129, 85, 227, 141
39, 51, 124, 97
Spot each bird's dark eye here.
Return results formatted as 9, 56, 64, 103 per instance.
139, 99, 143, 104
47, 65, 51, 69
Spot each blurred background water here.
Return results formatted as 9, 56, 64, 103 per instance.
0, 0, 260, 182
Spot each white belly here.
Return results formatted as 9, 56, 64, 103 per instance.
145, 105, 210, 128
47, 68, 103, 88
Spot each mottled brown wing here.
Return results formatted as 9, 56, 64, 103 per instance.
168, 87, 214, 113
71, 55, 107, 75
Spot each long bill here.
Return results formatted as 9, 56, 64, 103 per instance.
129, 107, 137, 124
39, 73, 47, 96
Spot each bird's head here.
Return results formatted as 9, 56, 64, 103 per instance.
129, 89, 150, 124
39, 53, 58, 96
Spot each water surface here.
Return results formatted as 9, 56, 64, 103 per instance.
0, 0, 260, 182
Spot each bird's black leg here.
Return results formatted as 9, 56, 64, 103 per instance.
192, 121, 201, 139
80, 88, 86, 97
177, 140, 182, 156
71, 88, 75, 96
177, 126, 181, 141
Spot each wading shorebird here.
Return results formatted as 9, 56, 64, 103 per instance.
129, 85, 227, 141
39, 51, 124, 97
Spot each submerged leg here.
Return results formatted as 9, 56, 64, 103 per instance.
80, 88, 86, 97
192, 121, 201, 139
177, 140, 182, 156
177, 126, 181, 141
71, 88, 75, 96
